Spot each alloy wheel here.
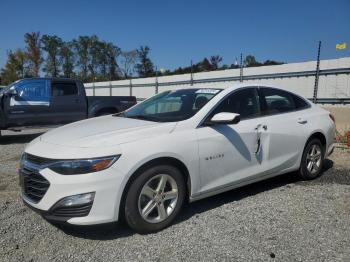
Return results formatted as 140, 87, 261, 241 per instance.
138, 174, 179, 223
306, 144, 322, 174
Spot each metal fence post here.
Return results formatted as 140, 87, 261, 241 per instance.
313, 41, 322, 103
155, 69, 159, 94
240, 53, 243, 82
93, 82, 95, 96
129, 79, 133, 96
109, 81, 112, 96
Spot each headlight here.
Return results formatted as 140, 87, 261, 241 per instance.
48, 155, 120, 175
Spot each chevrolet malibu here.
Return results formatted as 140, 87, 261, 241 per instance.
20, 85, 335, 233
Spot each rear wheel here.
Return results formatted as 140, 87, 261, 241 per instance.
124, 165, 185, 233
298, 138, 324, 180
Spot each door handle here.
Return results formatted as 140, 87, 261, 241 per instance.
255, 124, 267, 130
297, 118, 307, 124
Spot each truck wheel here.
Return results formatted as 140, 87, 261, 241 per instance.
298, 138, 325, 180
124, 165, 185, 233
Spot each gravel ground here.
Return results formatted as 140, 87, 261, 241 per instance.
0, 129, 349, 262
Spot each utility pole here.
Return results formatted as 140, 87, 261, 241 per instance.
155, 66, 159, 94
313, 41, 322, 103
239, 53, 243, 82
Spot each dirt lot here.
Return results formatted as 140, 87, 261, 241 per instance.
0, 130, 350, 262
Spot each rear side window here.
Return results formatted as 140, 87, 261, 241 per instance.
293, 95, 310, 109
52, 82, 78, 96
261, 88, 295, 115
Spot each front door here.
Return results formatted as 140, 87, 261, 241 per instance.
196, 87, 265, 194
4, 79, 51, 127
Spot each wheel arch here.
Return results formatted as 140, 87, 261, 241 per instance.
118, 156, 192, 221
95, 107, 119, 117
306, 131, 327, 150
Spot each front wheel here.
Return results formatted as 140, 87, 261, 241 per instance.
298, 138, 325, 180
124, 165, 185, 233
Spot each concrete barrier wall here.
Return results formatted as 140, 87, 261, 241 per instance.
85, 57, 350, 100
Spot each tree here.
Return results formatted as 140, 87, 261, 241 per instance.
73, 36, 91, 81
95, 41, 121, 81
0, 49, 28, 84
120, 50, 137, 78
263, 60, 284, 66
24, 32, 42, 76
41, 34, 63, 77
60, 42, 75, 78
200, 58, 212, 71
135, 46, 154, 78
87, 35, 100, 81
210, 55, 223, 70
104, 42, 121, 80
244, 55, 261, 67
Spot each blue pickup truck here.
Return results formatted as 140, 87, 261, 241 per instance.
0, 78, 136, 136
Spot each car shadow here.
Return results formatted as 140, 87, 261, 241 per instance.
55, 159, 333, 240
0, 132, 44, 145
176, 159, 334, 225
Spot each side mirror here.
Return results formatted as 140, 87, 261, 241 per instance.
207, 112, 240, 125
7, 88, 17, 96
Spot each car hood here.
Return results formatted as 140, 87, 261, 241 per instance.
39, 116, 177, 148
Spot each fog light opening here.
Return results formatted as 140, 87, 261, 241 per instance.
56, 192, 95, 208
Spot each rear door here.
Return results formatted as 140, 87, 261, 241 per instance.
4, 79, 51, 127
257, 87, 309, 174
50, 80, 87, 124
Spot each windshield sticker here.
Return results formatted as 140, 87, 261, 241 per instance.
195, 89, 220, 94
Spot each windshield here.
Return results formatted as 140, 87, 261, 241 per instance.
119, 88, 222, 122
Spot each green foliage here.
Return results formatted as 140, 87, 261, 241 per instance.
41, 34, 63, 77
60, 42, 75, 78
0, 32, 286, 84
24, 32, 42, 76
0, 49, 29, 85
72, 35, 121, 81
135, 46, 154, 77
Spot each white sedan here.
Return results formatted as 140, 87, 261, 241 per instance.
20, 84, 335, 233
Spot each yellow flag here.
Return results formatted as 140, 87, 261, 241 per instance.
336, 43, 347, 50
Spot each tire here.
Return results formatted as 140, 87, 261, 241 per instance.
124, 165, 185, 233
298, 138, 325, 180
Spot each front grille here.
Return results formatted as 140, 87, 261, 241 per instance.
50, 203, 93, 217
20, 167, 50, 203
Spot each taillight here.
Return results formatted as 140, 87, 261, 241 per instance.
329, 113, 335, 124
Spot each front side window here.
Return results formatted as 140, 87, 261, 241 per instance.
261, 88, 296, 114
209, 88, 261, 120
10, 79, 49, 106
121, 88, 222, 122
52, 82, 78, 96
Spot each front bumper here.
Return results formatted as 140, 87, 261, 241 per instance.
20, 165, 125, 225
